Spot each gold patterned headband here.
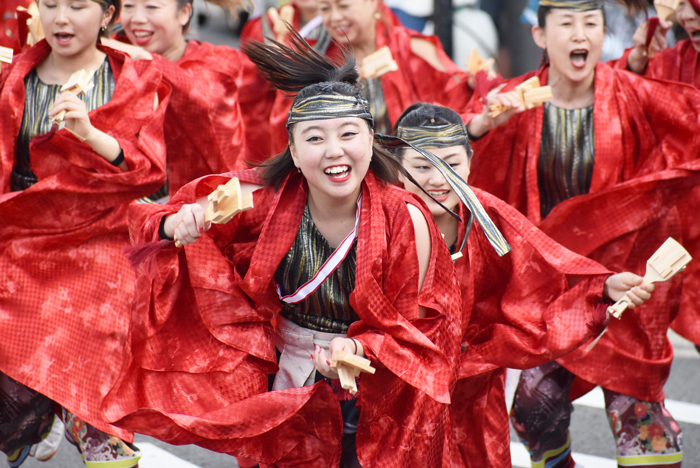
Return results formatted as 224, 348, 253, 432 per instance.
286, 94, 374, 129
538, 0, 604, 10
396, 124, 469, 150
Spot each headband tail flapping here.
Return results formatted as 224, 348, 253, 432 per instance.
375, 134, 511, 257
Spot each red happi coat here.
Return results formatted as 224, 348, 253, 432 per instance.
149, 40, 247, 194
613, 41, 700, 347
463, 62, 700, 403
267, 21, 472, 154
107, 169, 462, 467
0, 41, 169, 439
450, 192, 611, 468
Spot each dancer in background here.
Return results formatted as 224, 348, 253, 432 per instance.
118, 0, 247, 196
463, 0, 700, 466
266, 0, 472, 154
395, 102, 655, 468
0, 0, 169, 465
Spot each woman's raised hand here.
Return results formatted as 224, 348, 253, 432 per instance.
163, 199, 210, 246
467, 85, 525, 139
604, 272, 656, 309
49, 92, 96, 141
627, 19, 672, 74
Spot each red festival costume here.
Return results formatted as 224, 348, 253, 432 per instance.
0, 40, 169, 440
108, 170, 462, 467
612, 40, 700, 348
267, 21, 471, 154
463, 62, 700, 404
450, 192, 611, 468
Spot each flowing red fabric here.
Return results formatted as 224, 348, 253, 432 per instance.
612, 41, 700, 347
109, 169, 462, 467
463, 63, 700, 403
0, 0, 31, 52
149, 40, 247, 194
267, 21, 472, 154
449, 192, 611, 467
0, 41, 169, 440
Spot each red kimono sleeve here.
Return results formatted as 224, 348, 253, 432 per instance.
0, 41, 169, 441
609, 41, 700, 347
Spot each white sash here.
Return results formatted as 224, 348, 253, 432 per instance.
277, 193, 362, 304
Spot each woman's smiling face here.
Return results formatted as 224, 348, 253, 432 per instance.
290, 117, 373, 203
401, 145, 471, 218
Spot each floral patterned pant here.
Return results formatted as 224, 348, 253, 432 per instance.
63, 408, 141, 467
511, 362, 683, 468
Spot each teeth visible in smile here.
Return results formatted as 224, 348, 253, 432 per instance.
428, 190, 449, 197
134, 31, 152, 39
324, 166, 350, 175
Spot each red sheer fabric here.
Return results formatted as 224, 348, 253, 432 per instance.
267, 21, 471, 154
0, 40, 169, 440
463, 62, 700, 403
450, 192, 611, 467
612, 41, 700, 347
109, 169, 462, 467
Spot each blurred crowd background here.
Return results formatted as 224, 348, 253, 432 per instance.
189, 0, 688, 79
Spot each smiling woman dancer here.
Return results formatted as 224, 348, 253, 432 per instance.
107, 32, 478, 467
266, 0, 471, 154
0, 0, 168, 465
117, 0, 248, 195
462, 1, 700, 467
394, 102, 656, 468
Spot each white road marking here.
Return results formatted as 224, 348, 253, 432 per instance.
511, 442, 617, 468
138, 442, 202, 468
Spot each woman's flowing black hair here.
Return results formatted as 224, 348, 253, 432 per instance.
242, 28, 409, 190
392, 102, 473, 158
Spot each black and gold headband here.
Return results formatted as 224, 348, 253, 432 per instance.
538, 0, 604, 10
286, 93, 374, 129
396, 124, 469, 150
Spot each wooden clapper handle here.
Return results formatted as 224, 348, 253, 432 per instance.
174, 177, 254, 248
330, 350, 376, 395
586, 237, 692, 352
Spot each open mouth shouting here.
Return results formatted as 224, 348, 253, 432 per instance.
132, 29, 154, 45
324, 165, 352, 182
54, 32, 74, 45
570, 49, 589, 69
569, 49, 588, 69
